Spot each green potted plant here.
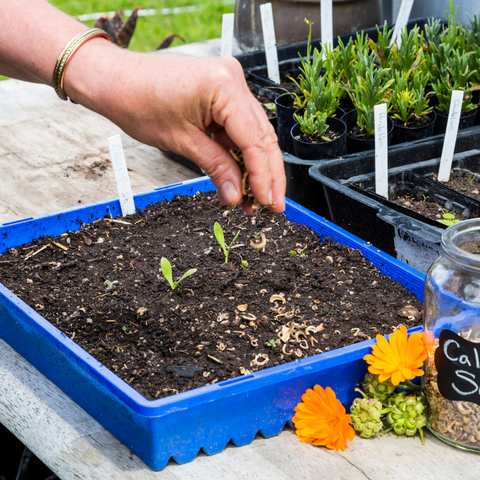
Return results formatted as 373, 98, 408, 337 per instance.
342, 62, 394, 153
291, 99, 347, 160
389, 71, 437, 144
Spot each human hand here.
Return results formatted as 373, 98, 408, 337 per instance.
65, 44, 286, 214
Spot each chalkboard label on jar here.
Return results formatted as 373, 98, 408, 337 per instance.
436, 329, 480, 406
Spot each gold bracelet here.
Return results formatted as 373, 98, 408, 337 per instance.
53, 28, 111, 102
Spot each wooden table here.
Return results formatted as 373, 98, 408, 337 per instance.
1, 39, 479, 479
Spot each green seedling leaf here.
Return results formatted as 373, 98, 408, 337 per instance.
241, 260, 249, 271
266, 339, 276, 348
214, 222, 240, 264
160, 257, 175, 290
122, 326, 132, 335
289, 250, 297, 256
264, 103, 276, 111
439, 211, 461, 226
175, 268, 198, 288
160, 257, 197, 290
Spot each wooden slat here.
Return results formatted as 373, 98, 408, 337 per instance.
1, 338, 480, 479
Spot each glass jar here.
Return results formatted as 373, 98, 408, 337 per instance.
424, 219, 480, 451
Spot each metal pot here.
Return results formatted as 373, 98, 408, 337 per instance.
234, 0, 382, 52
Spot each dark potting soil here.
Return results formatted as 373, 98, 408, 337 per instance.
0, 192, 422, 401
295, 129, 341, 144
392, 194, 468, 222
392, 113, 433, 129
348, 124, 374, 140
247, 84, 277, 119
444, 173, 480, 203
278, 68, 302, 94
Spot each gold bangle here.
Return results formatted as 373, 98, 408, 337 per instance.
53, 28, 111, 102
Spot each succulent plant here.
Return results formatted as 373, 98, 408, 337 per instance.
94, 7, 185, 51
348, 63, 393, 137
94, 8, 144, 48
294, 102, 330, 141
350, 389, 385, 438
369, 21, 394, 69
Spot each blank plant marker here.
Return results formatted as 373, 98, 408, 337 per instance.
108, 134, 136, 217
221, 13, 235, 57
260, 3, 280, 84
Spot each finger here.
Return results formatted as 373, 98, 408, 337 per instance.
210, 60, 274, 207
244, 95, 286, 212
211, 128, 236, 151
179, 130, 243, 206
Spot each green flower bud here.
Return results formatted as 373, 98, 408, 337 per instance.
350, 389, 384, 438
384, 393, 426, 444
361, 373, 396, 404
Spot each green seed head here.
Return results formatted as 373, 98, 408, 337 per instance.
350, 394, 384, 438
362, 373, 396, 403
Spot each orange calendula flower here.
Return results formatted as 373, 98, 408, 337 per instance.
364, 325, 427, 386
292, 385, 355, 451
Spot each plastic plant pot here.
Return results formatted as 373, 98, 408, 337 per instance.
275, 93, 299, 154
0, 176, 425, 470
291, 118, 347, 160
343, 109, 394, 154
390, 110, 437, 145
434, 108, 477, 135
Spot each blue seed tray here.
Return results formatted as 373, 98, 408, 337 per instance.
0, 177, 426, 470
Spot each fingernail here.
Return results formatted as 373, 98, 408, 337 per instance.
268, 189, 273, 205
219, 181, 238, 205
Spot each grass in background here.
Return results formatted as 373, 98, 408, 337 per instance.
0, 0, 232, 80
51, 0, 233, 51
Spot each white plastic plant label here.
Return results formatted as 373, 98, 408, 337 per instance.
374, 103, 389, 199
260, 3, 280, 84
391, 0, 415, 48
438, 90, 465, 182
221, 13, 235, 57
320, 0, 333, 53
108, 134, 136, 217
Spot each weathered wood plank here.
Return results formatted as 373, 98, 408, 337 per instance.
1, 337, 480, 480
0, 80, 199, 224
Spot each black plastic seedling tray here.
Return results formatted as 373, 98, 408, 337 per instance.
307, 132, 480, 274
286, 127, 480, 222
350, 168, 480, 227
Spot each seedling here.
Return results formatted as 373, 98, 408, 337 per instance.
468, 174, 476, 185
349, 64, 393, 137
295, 102, 331, 141
390, 71, 433, 125
254, 232, 261, 237
289, 19, 324, 108
289, 250, 298, 256
266, 339, 276, 349
214, 222, 240, 264
264, 103, 276, 112
160, 257, 197, 290
333, 36, 356, 84
439, 210, 461, 226
422, 194, 429, 202
369, 21, 394, 68
122, 326, 132, 335
241, 259, 249, 271
391, 26, 425, 75
299, 247, 307, 257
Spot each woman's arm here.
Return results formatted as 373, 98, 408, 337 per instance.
0, 0, 286, 213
